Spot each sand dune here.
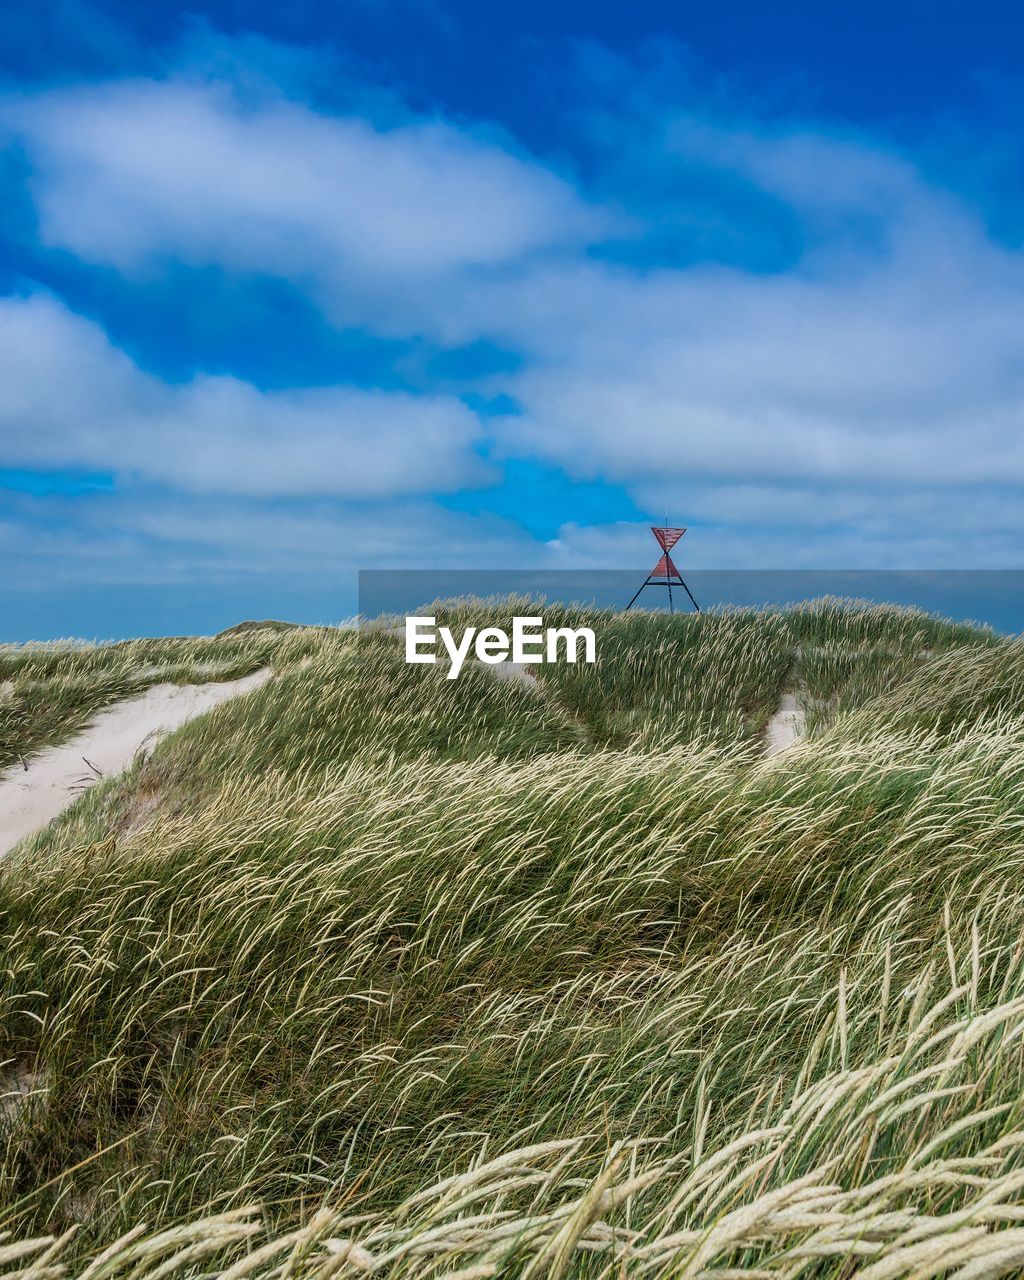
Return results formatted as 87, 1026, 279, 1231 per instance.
765, 690, 806, 755
0, 670, 271, 856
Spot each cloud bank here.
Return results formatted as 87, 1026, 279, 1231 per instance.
0, 293, 486, 496
2, 30, 1023, 637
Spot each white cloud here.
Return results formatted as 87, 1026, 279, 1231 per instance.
5, 74, 602, 327
0, 484, 548, 596
547, 512, 1024, 571
476, 206, 1024, 494
4, 39, 1024, 575
0, 292, 486, 497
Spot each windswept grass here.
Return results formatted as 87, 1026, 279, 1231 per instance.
2, 601, 1024, 1277
535, 608, 792, 749
0, 629, 326, 772
787, 597, 1001, 734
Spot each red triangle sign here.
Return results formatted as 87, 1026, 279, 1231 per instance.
649, 553, 681, 579
652, 526, 686, 552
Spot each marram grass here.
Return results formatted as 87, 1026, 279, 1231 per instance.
2, 602, 1024, 1277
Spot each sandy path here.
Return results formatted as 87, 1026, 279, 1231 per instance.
764, 691, 806, 755
0, 670, 272, 857
487, 661, 539, 688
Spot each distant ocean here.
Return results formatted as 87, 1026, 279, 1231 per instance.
360, 570, 1024, 637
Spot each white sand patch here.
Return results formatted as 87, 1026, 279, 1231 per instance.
487, 661, 539, 688
765, 692, 806, 755
0, 670, 272, 857
0, 1062, 48, 1123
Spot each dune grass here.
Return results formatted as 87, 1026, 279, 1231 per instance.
0, 628, 323, 773
2, 601, 1024, 1277
785, 598, 1002, 734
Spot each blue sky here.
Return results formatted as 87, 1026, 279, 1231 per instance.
2, 0, 1024, 638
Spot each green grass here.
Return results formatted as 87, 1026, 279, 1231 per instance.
2, 600, 1024, 1278
0, 629, 323, 773
533, 606, 792, 749
786, 596, 1002, 733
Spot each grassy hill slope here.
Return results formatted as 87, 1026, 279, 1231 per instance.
2, 602, 1024, 1279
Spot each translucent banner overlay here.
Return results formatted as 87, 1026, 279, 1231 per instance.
359, 570, 1024, 635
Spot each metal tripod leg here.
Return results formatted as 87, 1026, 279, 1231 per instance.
679, 577, 701, 613
625, 578, 653, 611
